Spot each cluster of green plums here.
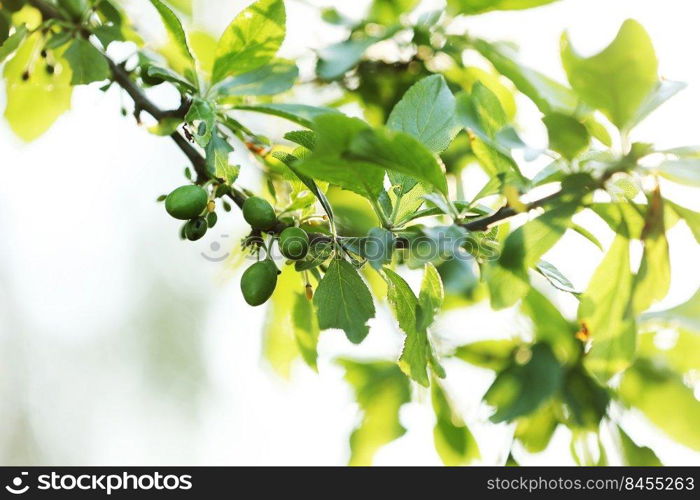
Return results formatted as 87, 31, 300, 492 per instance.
165, 185, 217, 241
240, 196, 310, 306
164, 186, 311, 307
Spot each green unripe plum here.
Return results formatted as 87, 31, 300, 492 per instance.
242, 196, 276, 230
240, 260, 278, 306
279, 227, 309, 260
58, 0, 89, 20
165, 185, 208, 220
184, 217, 207, 241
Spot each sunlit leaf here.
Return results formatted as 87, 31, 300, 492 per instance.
579, 230, 635, 381
212, 59, 297, 97
637, 330, 700, 374
619, 359, 700, 451
632, 190, 670, 314
453, 339, 518, 371
292, 292, 319, 371
432, 382, 480, 465
212, 0, 286, 83
617, 425, 662, 466
641, 286, 700, 332
561, 19, 659, 130
522, 288, 579, 364
149, 0, 195, 76
447, 0, 560, 15
485, 343, 563, 422
234, 102, 340, 128
387, 74, 459, 153
64, 39, 110, 85
384, 267, 443, 386
4, 33, 73, 141
514, 403, 558, 453
339, 360, 411, 466
543, 112, 590, 159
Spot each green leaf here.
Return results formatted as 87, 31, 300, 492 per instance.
234, 102, 340, 128
262, 266, 305, 378
163, 0, 192, 16
522, 288, 579, 364
561, 364, 610, 429
401, 225, 470, 268
185, 97, 215, 147
453, 339, 517, 371
447, 0, 560, 15
384, 268, 419, 337
633, 192, 670, 314
316, 36, 382, 81
474, 39, 578, 115
149, 0, 195, 72
667, 200, 700, 244
272, 150, 334, 221
543, 113, 590, 160
145, 65, 196, 92
617, 426, 662, 466
284, 130, 316, 150
348, 127, 449, 195
148, 117, 182, 136
369, 0, 420, 24
339, 360, 411, 466
536, 260, 579, 294
466, 82, 507, 138
630, 80, 686, 128
570, 223, 603, 251
387, 74, 459, 153
212, 59, 297, 97
485, 343, 563, 422
0, 25, 27, 64
456, 84, 523, 180
484, 262, 530, 310
589, 201, 646, 239
499, 202, 579, 272
384, 268, 443, 386
514, 404, 558, 453
314, 259, 375, 344
641, 287, 700, 332
561, 19, 659, 130
432, 382, 480, 465
364, 228, 394, 271
619, 360, 700, 451
4, 33, 73, 141
638, 329, 700, 373
212, 0, 285, 83
417, 263, 444, 332
294, 114, 385, 199
63, 39, 110, 85
206, 132, 238, 183
656, 159, 700, 187
579, 231, 635, 381
292, 292, 319, 371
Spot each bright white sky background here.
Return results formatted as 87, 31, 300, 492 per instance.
0, 0, 699, 465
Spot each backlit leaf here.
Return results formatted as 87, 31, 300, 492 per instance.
314, 259, 375, 344
212, 0, 286, 83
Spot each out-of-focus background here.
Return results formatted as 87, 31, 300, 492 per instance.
1, 0, 699, 465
